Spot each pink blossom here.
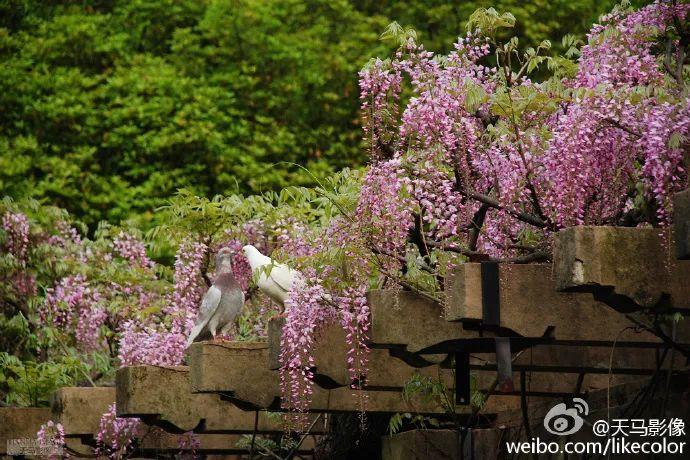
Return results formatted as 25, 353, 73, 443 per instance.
95, 404, 141, 459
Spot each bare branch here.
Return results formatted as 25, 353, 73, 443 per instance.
465, 190, 550, 229
598, 118, 643, 138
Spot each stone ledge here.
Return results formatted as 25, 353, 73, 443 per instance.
553, 226, 690, 310
116, 365, 289, 433
369, 290, 475, 353
52, 386, 115, 437
445, 263, 672, 343
674, 189, 690, 259
0, 407, 51, 455
188, 342, 520, 415
268, 318, 454, 389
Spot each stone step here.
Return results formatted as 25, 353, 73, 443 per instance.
381, 429, 505, 460
187, 342, 524, 415
553, 226, 690, 310
51, 385, 316, 456
267, 318, 452, 388
115, 365, 298, 433
445, 262, 688, 343
0, 407, 51, 455
267, 320, 654, 396
369, 287, 689, 357
51, 386, 115, 437
674, 189, 690, 259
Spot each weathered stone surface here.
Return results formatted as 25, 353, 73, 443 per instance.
116, 365, 285, 433
52, 386, 115, 436
382, 429, 461, 460
188, 341, 520, 414
445, 263, 483, 322
675, 189, 690, 259
268, 318, 454, 389
267, 317, 285, 370
369, 289, 475, 353
480, 343, 676, 377
446, 263, 663, 343
0, 407, 51, 455
270, 320, 640, 396
553, 226, 690, 309
189, 341, 279, 408
381, 429, 505, 460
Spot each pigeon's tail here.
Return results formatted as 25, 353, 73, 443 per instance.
186, 323, 204, 348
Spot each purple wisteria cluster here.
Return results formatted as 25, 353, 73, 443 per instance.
119, 239, 207, 366
357, 1, 690, 257
1, 211, 36, 297
95, 404, 141, 459
41, 275, 105, 352
36, 420, 66, 460
2, 211, 29, 262
279, 277, 334, 426
113, 231, 153, 268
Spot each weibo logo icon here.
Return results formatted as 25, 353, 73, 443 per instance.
543, 398, 589, 436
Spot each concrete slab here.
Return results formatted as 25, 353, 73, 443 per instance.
51, 386, 115, 436
553, 226, 690, 310
116, 365, 287, 433
674, 189, 690, 259
445, 263, 663, 342
0, 407, 51, 455
369, 290, 475, 353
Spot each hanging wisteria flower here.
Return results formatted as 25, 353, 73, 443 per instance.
118, 239, 207, 366
36, 420, 66, 460
357, 0, 690, 257
40, 274, 106, 352
95, 404, 141, 459
177, 431, 201, 460
2, 211, 30, 263
113, 231, 153, 269
279, 276, 335, 428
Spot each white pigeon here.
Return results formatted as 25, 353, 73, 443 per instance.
242, 245, 301, 305
186, 247, 244, 347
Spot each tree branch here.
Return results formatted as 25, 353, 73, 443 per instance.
468, 203, 490, 251
598, 118, 642, 138
464, 191, 550, 229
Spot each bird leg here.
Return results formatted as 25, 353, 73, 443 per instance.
219, 322, 236, 341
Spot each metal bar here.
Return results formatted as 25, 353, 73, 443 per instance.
455, 351, 471, 405
481, 262, 500, 327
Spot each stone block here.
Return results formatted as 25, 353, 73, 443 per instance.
445, 263, 663, 343
369, 290, 475, 353
674, 189, 690, 259
0, 407, 51, 455
381, 429, 506, 460
189, 341, 280, 408
268, 318, 454, 389
188, 341, 518, 415
51, 386, 115, 436
553, 226, 690, 309
116, 365, 285, 433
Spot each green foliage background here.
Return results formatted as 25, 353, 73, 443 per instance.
0, 0, 632, 230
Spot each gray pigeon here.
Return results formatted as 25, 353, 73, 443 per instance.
186, 247, 244, 347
